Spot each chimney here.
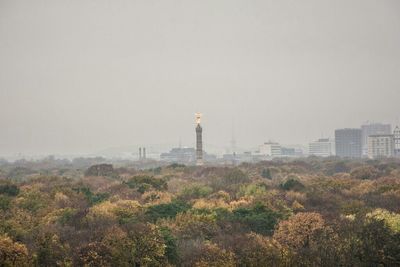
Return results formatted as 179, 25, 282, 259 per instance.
143, 147, 146, 159
139, 147, 142, 160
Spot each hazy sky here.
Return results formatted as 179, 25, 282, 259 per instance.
1, 0, 400, 155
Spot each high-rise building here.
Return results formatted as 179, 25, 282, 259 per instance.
361, 123, 391, 156
259, 142, 281, 158
367, 134, 394, 159
195, 113, 203, 166
335, 128, 362, 158
394, 126, 400, 156
309, 138, 335, 157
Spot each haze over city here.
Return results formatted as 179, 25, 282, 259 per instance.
3, 1, 400, 266
1, 0, 400, 157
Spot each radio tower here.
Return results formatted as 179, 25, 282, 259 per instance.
195, 112, 203, 166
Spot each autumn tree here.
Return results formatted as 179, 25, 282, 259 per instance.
353, 213, 400, 266
34, 233, 72, 267
184, 242, 235, 267
350, 165, 381, 180
78, 241, 113, 267
220, 233, 281, 266
123, 223, 167, 266
274, 212, 339, 266
0, 234, 29, 267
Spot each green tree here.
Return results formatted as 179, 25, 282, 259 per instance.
0, 183, 19, 196
355, 216, 400, 265
0, 196, 11, 211
125, 176, 168, 193
160, 227, 178, 265
35, 233, 72, 267
261, 168, 272, 179
73, 187, 109, 206
280, 177, 305, 191
233, 203, 281, 235
146, 200, 190, 222
179, 185, 213, 200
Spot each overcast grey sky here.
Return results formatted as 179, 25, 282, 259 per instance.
1, 0, 400, 155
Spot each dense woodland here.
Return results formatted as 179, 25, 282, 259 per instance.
1, 158, 400, 266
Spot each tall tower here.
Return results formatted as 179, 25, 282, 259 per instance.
195, 112, 203, 166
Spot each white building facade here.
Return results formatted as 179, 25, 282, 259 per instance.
361, 123, 391, 157
259, 142, 282, 158
308, 138, 335, 157
367, 134, 395, 159
394, 126, 400, 156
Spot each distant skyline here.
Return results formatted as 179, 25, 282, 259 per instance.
1, 0, 400, 155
